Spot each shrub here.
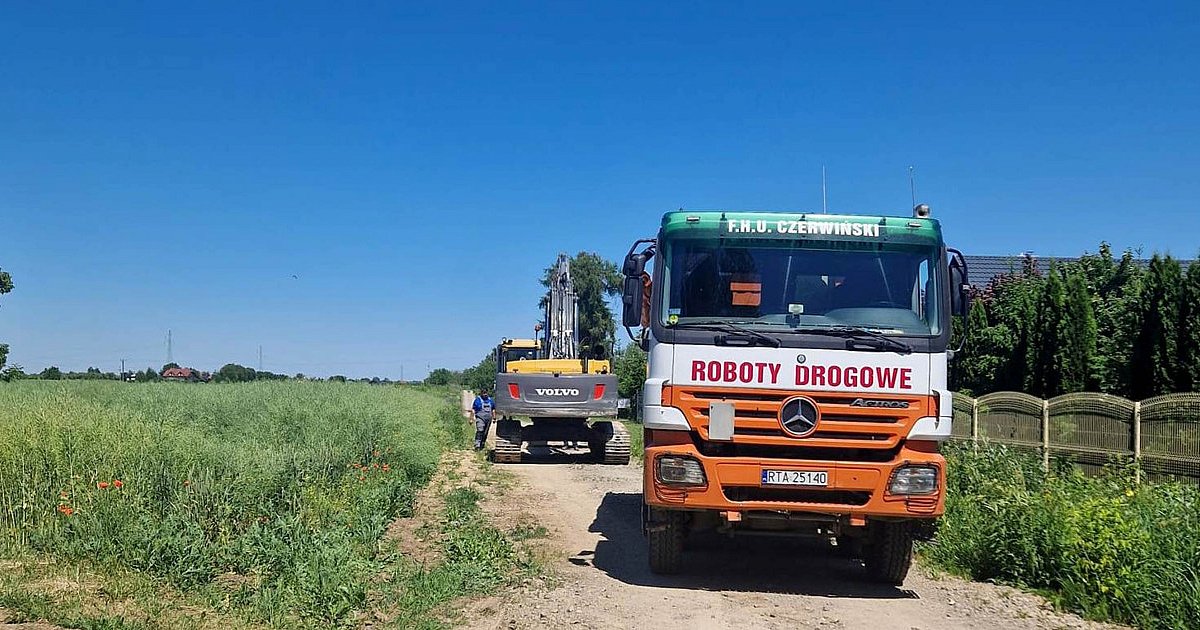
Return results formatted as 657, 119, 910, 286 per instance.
925, 442, 1200, 628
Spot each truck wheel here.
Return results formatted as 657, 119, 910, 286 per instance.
863, 521, 914, 585
647, 509, 685, 575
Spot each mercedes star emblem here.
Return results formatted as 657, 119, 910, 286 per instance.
779, 396, 820, 437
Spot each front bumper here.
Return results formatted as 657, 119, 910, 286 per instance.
643, 440, 945, 518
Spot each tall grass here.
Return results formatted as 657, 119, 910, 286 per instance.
924, 442, 1200, 629
0, 380, 464, 626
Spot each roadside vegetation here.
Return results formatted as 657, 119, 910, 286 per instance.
0, 381, 528, 628
924, 442, 1200, 629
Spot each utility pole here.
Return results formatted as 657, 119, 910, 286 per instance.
258, 345, 263, 371
167, 330, 173, 364
121, 359, 125, 381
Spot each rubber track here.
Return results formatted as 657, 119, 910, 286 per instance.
602, 421, 632, 465
493, 428, 523, 464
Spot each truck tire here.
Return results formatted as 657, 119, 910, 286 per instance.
863, 521, 914, 585
647, 509, 685, 575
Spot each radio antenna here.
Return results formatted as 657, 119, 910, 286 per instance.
908, 166, 917, 207
821, 166, 828, 214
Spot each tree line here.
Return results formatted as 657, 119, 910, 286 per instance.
2, 362, 395, 385
952, 243, 1200, 399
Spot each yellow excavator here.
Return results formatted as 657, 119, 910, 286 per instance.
491, 254, 628, 464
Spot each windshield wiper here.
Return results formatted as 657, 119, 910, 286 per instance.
674, 322, 782, 348
788, 326, 913, 354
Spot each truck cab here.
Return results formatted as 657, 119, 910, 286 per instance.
621, 207, 968, 582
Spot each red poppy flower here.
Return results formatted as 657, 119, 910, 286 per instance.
112, 480, 123, 489
97, 481, 109, 490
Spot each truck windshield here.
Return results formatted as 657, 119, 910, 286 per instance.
662, 239, 943, 336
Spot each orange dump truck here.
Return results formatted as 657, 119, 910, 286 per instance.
619, 206, 969, 582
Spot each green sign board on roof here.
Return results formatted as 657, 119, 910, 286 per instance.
659, 210, 943, 244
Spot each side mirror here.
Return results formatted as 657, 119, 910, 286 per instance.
947, 248, 970, 353
950, 264, 968, 317
622, 275, 643, 327
620, 239, 656, 331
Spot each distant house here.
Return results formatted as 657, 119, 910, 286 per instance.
162, 367, 210, 383
162, 367, 195, 381
966, 254, 1194, 289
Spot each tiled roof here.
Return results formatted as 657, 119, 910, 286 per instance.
966, 255, 1192, 287
162, 367, 195, 378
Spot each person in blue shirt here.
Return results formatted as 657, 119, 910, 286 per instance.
472, 389, 496, 451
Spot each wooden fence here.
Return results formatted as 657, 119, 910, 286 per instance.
952, 392, 1200, 481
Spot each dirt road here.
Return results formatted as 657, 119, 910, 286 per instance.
466, 447, 1122, 630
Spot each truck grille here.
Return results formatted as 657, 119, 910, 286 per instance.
671, 387, 930, 452
722, 487, 871, 506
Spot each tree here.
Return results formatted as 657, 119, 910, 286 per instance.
1130, 255, 1182, 399
613, 344, 647, 400
135, 367, 159, 382
541, 252, 622, 360
424, 368, 456, 386
980, 269, 1042, 392
951, 300, 1014, 396
1056, 268, 1097, 393
1074, 243, 1142, 394
214, 363, 257, 383
1176, 260, 1200, 391
162, 362, 181, 373
329, 375, 347, 383
0, 366, 25, 382
0, 267, 13, 375
39, 366, 63, 380
1027, 267, 1065, 397
461, 353, 496, 392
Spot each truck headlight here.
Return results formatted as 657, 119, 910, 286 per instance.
888, 465, 938, 495
656, 455, 706, 487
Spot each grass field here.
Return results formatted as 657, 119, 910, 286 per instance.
0, 380, 517, 628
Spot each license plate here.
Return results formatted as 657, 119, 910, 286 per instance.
761, 469, 828, 486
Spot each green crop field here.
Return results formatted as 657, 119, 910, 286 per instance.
0, 380, 503, 628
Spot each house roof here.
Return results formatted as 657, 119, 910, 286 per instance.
965, 254, 1193, 287
162, 367, 195, 378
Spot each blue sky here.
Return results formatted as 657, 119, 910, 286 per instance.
2, 1, 1198, 378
